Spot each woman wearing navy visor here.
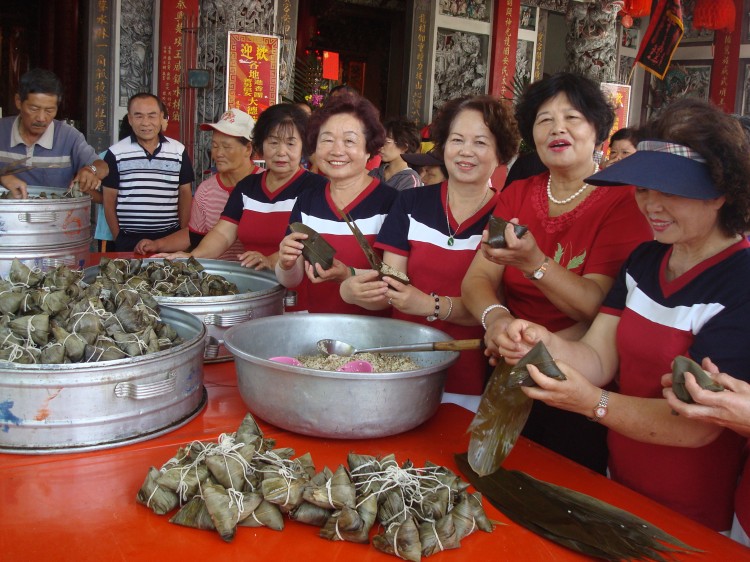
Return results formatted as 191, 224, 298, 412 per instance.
491, 98, 750, 534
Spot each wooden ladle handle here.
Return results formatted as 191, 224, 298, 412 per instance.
432, 339, 484, 352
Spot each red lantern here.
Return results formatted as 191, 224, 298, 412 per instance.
693, 0, 736, 32
625, 0, 651, 18
618, 0, 650, 26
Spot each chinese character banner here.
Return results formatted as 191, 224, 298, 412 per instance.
600, 82, 631, 155
226, 32, 280, 120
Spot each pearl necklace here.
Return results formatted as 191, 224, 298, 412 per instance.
445, 188, 490, 246
547, 163, 599, 205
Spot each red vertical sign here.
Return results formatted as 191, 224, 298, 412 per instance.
600, 83, 631, 155
489, 0, 520, 98
635, 0, 684, 80
226, 33, 280, 122
157, 0, 198, 139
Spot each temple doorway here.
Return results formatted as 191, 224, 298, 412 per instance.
296, 0, 407, 117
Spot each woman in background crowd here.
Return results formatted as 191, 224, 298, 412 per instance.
461, 72, 652, 473
402, 148, 448, 186
604, 127, 639, 167
370, 117, 423, 190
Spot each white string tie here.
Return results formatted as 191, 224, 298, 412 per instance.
432, 521, 444, 551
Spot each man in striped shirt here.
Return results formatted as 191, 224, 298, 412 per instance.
102, 93, 194, 252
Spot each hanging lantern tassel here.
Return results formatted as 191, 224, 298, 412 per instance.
693, 0, 736, 32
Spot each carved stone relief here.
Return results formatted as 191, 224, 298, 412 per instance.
119, 0, 154, 107
565, 1, 619, 82
432, 29, 488, 114
195, 0, 275, 176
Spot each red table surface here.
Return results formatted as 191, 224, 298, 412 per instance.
1, 360, 748, 562
2, 253, 747, 561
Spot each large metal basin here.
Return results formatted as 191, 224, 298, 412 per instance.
0, 306, 206, 454
83, 258, 286, 362
224, 314, 458, 439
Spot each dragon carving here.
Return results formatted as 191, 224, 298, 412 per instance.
565, 0, 621, 82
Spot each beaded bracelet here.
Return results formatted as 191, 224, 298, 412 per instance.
441, 295, 454, 321
426, 292, 440, 322
481, 303, 511, 330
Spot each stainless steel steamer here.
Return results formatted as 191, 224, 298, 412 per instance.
0, 306, 207, 453
0, 186, 91, 276
82, 259, 287, 361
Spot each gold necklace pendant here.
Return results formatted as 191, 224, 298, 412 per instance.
445, 188, 489, 246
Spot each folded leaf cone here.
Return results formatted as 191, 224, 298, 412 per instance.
468, 341, 568, 477
290, 222, 336, 277
467, 360, 532, 477
486, 215, 528, 249
508, 340, 566, 388
671, 355, 724, 404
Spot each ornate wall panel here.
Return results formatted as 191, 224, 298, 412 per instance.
119, 0, 154, 107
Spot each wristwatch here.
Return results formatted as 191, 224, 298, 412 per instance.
525, 256, 549, 280
589, 390, 610, 422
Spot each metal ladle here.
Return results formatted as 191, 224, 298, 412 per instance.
317, 338, 483, 357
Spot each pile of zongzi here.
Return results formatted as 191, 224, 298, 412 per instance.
348, 453, 493, 561
93, 257, 238, 298
0, 259, 183, 364
0, 189, 83, 199
137, 413, 494, 560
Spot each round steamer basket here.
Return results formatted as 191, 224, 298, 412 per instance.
0, 186, 91, 247
82, 258, 286, 362
0, 306, 207, 454
0, 237, 91, 278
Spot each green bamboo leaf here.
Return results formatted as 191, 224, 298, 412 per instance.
455, 454, 703, 562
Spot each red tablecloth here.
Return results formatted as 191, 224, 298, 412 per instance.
1, 359, 748, 562
2, 253, 746, 560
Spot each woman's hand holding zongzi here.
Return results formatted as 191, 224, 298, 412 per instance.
489, 318, 549, 365
521, 362, 602, 418
662, 361, 750, 437
305, 258, 348, 284
278, 232, 306, 271
383, 277, 431, 318
480, 220, 544, 274
340, 269, 388, 309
